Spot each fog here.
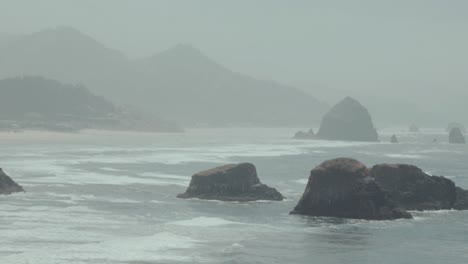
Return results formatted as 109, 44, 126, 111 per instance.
1, 0, 467, 126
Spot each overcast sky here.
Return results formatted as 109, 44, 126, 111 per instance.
1, 0, 468, 104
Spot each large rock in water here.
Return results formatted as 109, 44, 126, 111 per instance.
449, 127, 465, 144
290, 158, 412, 220
0, 168, 24, 194
177, 163, 284, 201
316, 97, 378, 142
370, 164, 457, 210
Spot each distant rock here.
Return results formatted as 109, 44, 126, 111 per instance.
446, 122, 466, 134
390, 134, 398, 143
316, 97, 378, 142
290, 158, 412, 220
294, 129, 315, 139
370, 164, 457, 210
0, 168, 24, 195
177, 163, 284, 202
448, 127, 465, 144
409, 124, 420, 133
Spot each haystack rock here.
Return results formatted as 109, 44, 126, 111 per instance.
0, 168, 24, 195
448, 127, 465, 144
294, 129, 315, 139
370, 164, 457, 210
390, 134, 398, 143
316, 97, 378, 142
177, 163, 284, 201
290, 158, 412, 220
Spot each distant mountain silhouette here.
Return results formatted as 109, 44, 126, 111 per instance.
0, 76, 181, 132
0, 27, 328, 126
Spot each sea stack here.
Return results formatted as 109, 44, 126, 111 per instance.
290, 158, 412, 220
448, 127, 466, 144
177, 163, 284, 201
0, 168, 24, 195
390, 134, 398, 143
316, 97, 378, 142
370, 164, 457, 210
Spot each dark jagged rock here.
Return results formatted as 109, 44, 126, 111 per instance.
390, 134, 398, 143
409, 124, 420, 133
294, 129, 315, 139
370, 164, 457, 210
316, 97, 378, 142
453, 187, 468, 210
290, 158, 412, 220
449, 127, 465, 144
177, 163, 284, 201
0, 168, 24, 195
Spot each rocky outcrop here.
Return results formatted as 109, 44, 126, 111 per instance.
0, 168, 24, 194
294, 129, 315, 139
177, 163, 284, 201
316, 97, 378, 142
390, 134, 398, 143
370, 164, 457, 210
290, 158, 412, 220
449, 127, 465, 144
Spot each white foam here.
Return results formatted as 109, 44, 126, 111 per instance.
293, 179, 309, 185
384, 154, 427, 159
170, 217, 241, 227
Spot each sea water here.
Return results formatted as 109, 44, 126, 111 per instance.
0, 128, 467, 264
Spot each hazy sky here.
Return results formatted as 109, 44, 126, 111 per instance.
1, 0, 468, 104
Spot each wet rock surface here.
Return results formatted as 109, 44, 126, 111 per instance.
177, 163, 284, 201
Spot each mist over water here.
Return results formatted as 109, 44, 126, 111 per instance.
0, 1, 468, 263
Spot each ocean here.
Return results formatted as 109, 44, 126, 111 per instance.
0, 128, 467, 264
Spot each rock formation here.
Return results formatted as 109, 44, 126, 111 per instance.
446, 122, 466, 134
0, 168, 24, 195
316, 97, 378, 142
290, 158, 412, 220
390, 134, 398, 143
448, 127, 466, 144
177, 163, 284, 201
294, 129, 315, 139
370, 164, 457, 210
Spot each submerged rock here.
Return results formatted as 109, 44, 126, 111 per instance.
390, 134, 398, 143
448, 127, 465, 144
0, 168, 24, 195
294, 129, 315, 139
370, 164, 457, 210
290, 158, 412, 220
316, 97, 378, 142
177, 163, 284, 201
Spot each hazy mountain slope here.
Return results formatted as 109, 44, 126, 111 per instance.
0, 76, 181, 132
132, 44, 329, 125
0, 27, 328, 126
0, 27, 134, 100
0, 76, 117, 119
